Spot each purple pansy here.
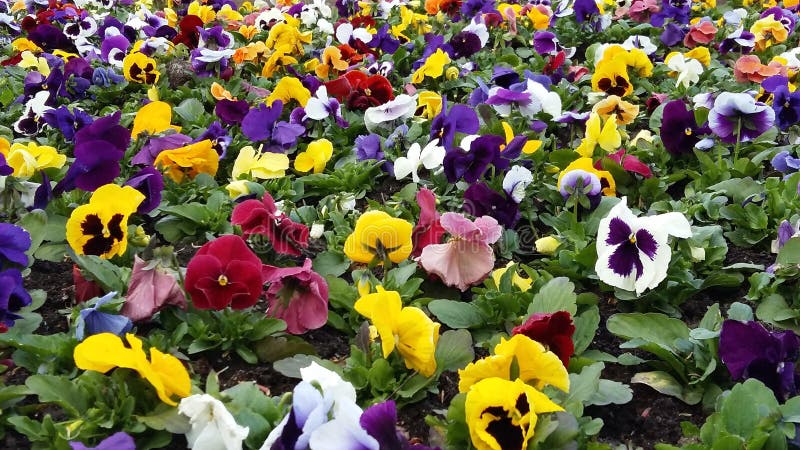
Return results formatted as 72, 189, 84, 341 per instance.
69, 432, 136, 450
772, 150, 800, 175
215, 99, 250, 126
0, 224, 31, 268
131, 133, 192, 166
718, 27, 755, 54
429, 98, 480, 149
719, 320, 800, 401
360, 401, 439, 450
660, 100, 711, 155
708, 92, 775, 144
124, 166, 164, 214
75, 292, 133, 341
533, 31, 558, 54
241, 100, 305, 151
443, 135, 502, 183
660, 22, 686, 46
42, 106, 94, 142
195, 121, 232, 158
0, 154, 11, 177
559, 169, 603, 203
651, 0, 690, 26
100, 34, 130, 66
463, 182, 521, 228
762, 76, 800, 130
450, 31, 482, 58
595, 198, 692, 294
0, 269, 32, 328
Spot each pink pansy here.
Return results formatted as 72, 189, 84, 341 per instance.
417, 213, 503, 291
596, 149, 652, 179
411, 188, 446, 257
262, 258, 329, 334
122, 256, 187, 322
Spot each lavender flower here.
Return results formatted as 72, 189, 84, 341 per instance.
708, 92, 775, 144
75, 292, 133, 341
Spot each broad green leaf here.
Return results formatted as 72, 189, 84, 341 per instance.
777, 237, 800, 265
631, 371, 702, 405
527, 277, 577, 316
589, 380, 633, 406
721, 379, 779, 440
136, 406, 190, 433
273, 355, 339, 378
173, 98, 205, 123
428, 300, 484, 329
313, 251, 350, 277
26, 374, 88, 416
255, 336, 317, 363
70, 254, 128, 293
434, 329, 474, 373
607, 313, 690, 349
572, 306, 600, 355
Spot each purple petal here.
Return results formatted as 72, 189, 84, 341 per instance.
634, 229, 658, 260
608, 241, 643, 278
606, 218, 632, 246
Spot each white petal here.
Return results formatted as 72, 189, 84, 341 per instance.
393, 157, 416, 181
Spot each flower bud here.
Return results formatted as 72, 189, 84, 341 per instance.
535, 236, 561, 255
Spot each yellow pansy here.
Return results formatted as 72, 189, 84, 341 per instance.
501, 122, 541, 154
465, 378, 563, 450
122, 51, 160, 84
19, 51, 50, 76
294, 139, 333, 174
187, 0, 216, 22
417, 91, 443, 119
591, 59, 632, 97
315, 46, 349, 79
412, 48, 451, 84
262, 46, 299, 78
238, 25, 259, 41
491, 262, 532, 291
225, 180, 251, 198
751, 15, 788, 51
526, 5, 551, 30
66, 184, 145, 258
73, 333, 190, 406
575, 112, 621, 158
154, 139, 219, 183
355, 287, 440, 377
458, 334, 569, 393
231, 145, 290, 179
685, 47, 711, 66
344, 210, 414, 264
0, 141, 66, 178
265, 23, 312, 55
216, 4, 243, 21
12, 38, 42, 53
592, 95, 639, 125
131, 101, 181, 137
267, 76, 311, 107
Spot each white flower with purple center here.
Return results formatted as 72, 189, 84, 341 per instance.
595, 198, 692, 295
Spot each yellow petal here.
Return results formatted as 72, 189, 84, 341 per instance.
74, 333, 140, 373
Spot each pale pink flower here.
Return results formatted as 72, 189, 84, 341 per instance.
262, 259, 329, 334
417, 213, 502, 291
122, 256, 186, 322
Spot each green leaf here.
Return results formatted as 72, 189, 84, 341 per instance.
26, 374, 89, 416
777, 238, 800, 265
70, 254, 128, 293
173, 98, 206, 123
721, 379, 779, 439
590, 380, 633, 406
255, 336, 317, 363
572, 306, 600, 355
272, 355, 339, 378
136, 406, 191, 433
527, 277, 577, 316
313, 251, 350, 277
727, 302, 754, 322
756, 294, 800, 333
631, 371, 703, 405
19, 209, 47, 259
434, 329, 474, 373
607, 313, 690, 349
428, 300, 484, 329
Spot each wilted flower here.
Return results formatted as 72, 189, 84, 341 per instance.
184, 235, 264, 310
418, 213, 502, 291
355, 287, 440, 376
231, 192, 309, 257
122, 256, 186, 322
262, 259, 329, 334
74, 333, 190, 406
719, 319, 800, 401
75, 292, 133, 341
595, 197, 692, 295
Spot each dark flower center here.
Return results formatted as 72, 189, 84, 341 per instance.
81, 213, 124, 256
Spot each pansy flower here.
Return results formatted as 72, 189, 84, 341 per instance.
75, 292, 133, 341
595, 197, 692, 294
326, 71, 394, 111
418, 213, 502, 291
344, 211, 413, 265
231, 192, 309, 257
659, 100, 711, 155
262, 259, 328, 334
0, 269, 32, 329
463, 182, 521, 228
179, 394, 249, 450
122, 51, 159, 84
0, 141, 65, 178
708, 92, 775, 144
122, 256, 186, 322
429, 98, 479, 149
154, 139, 219, 183
393, 139, 445, 183
512, 311, 575, 367
131, 101, 181, 137
232, 145, 290, 180
295, 138, 334, 174
65, 184, 145, 259
575, 112, 621, 158
355, 287, 440, 376
184, 235, 264, 310
0, 223, 30, 269
69, 432, 136, 450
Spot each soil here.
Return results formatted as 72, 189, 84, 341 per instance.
6, 242, 770, 449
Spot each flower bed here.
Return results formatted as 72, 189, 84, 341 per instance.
2, 0, 800, 448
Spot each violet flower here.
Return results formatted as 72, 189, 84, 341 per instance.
0, 154, 12, 176
69, 432, 136, 450
708, 92, 775, 144
355, 134, 383, 161
718, 27, 755, 54
490, 67, 520, 88
0, 224, 30, 269
360, 401, 439, 450
660, 22, 686, 46
100, 34, 130, 67
42, 105, 94, 142
195, 121, 232, 158
124, 166, 164, 214
450, 31, 482, 58
75, 292, 133, 341
771, 150, 800, 176
660, 100, 711, 155
429, 98, 479, 149
719, 319, 800, 401
533, 31, 558, 54
443, 135, 501, 183
242, 101, 283, 142
215, 99, 250, 126
651, 0, 690, 26
763, 76, 800, 130
0, 269, 32, 328
463, 182, 521, 228
131, 133, 192, 166
369, 24, 400, 54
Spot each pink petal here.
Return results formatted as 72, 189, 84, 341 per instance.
418, 241, 495, 291
474, 216, 502, 244
122, 256, 186, 322
440, 212, 479, 239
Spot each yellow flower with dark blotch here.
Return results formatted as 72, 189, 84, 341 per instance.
123, 51, 160, 84
154, 139, 219, 183
355, 286, 440, 376
267, 76, 311, 107
344, 210, 414, 264
74, 333, 190, 406
417, 91, 443, 119
231, 145, 290, 179
592, 95, 639, 125
465, 378, 563, 450
0, 141, 66, 178
412, 48, 451, 84
557, 157, 616, 196
294, 139, 333, 174
751, 15, 789, 51
458, 334, 569, 393
66, 184, 145, 258
265, 22, 312, 55
591, 59, 632, 97
261, 45, 299, 78
315, 46, 349, 79
131, 101, 182, 137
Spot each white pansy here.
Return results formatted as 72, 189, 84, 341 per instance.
179, 394, 249, 450
393, 139, 446, 183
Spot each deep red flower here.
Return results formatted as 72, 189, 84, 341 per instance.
184, 235, 263, 310
325, 71, 394, 111
512, 311, 575, 367
412, 188, 445, 257
337, 44, 364, 65
231, 193, 309, 257
73, 265, 104, 304
172, 15, 204, 49
595, 149, 652, 178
